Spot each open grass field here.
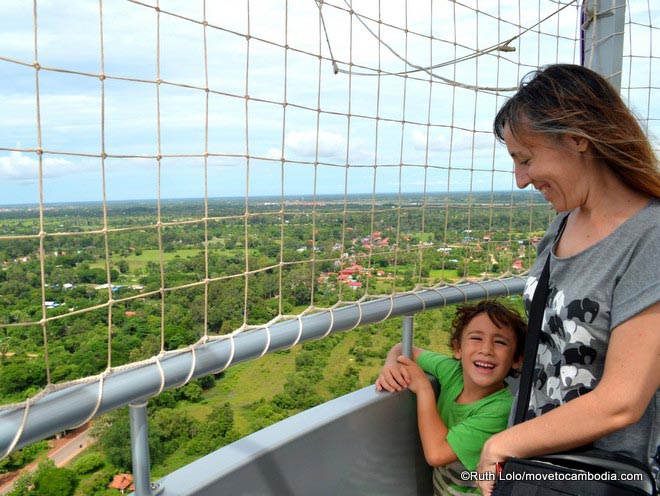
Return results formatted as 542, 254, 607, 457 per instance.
89, 249, 202, 272
90, 248, 255, 273
429, 269, 460, 280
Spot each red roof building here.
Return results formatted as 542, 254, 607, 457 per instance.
339, 264, 364, 277
109, 474, 134, 494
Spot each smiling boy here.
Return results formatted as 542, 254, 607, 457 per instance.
376, 300, 526, 495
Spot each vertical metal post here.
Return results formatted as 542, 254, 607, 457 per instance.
129, 403, 163, 496
582, 0, 626, 91
402, 314, 414, 359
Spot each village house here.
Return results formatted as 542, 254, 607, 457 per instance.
360, 231, 390, 250
108, 473, 134, 494
338, 263, 363, 279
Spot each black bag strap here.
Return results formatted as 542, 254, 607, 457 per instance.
514, 214, 568, 425
507, 214, 656, 495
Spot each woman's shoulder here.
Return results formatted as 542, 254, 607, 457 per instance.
536, 212, 569, 253
612, 197, 660, 241
638, 197, 660, 225
539, 198, 660, 254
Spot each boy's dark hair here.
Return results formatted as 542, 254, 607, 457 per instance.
449, 299, 526, 377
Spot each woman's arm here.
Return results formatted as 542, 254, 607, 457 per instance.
477, 302, 660, 495
397, 355, 458, 467
375, 342, 427, 392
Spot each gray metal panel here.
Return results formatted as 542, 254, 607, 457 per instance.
151, 383, 436, 496
582, 0, 626, 90
0, 278, 525, 457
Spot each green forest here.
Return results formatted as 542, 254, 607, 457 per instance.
0, 192, 542, 495
2, 304, 526, 496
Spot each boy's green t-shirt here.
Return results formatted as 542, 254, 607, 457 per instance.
416, 351, 513, 495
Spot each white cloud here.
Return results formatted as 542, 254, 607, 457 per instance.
285, 129, 346, 159
0, 151, 83, 181
0, 0, 656, 204
266, 147, 283, 160
412, 129, 448, 151
412, 129, 496, 155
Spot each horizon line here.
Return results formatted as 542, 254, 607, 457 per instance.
0, 190, 543, 208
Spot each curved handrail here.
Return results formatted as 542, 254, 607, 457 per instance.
0, 278, 524, 457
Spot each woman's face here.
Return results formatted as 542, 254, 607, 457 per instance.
503, 125, 588, 212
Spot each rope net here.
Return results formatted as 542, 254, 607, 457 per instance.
0, 0, 657, 422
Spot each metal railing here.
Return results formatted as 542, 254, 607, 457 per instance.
0, 278, 525, 494
0, 278, 525, 455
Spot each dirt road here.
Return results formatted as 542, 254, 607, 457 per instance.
0, 425, 93, 495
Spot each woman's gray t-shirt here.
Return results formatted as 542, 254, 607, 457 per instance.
520, 198, 660, 485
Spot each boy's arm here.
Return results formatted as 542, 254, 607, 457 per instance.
397, 356, 459, 467
477, 302, 660, 496
375, 343, 427, 392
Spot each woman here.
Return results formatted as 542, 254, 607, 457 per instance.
477, 64, 660, 495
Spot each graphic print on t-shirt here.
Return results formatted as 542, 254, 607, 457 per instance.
523, 278, 600, 417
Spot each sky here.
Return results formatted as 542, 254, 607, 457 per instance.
0, 0, 657, 205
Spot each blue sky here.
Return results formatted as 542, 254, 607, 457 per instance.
0, 0, 657, 205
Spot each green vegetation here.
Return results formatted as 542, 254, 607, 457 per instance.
0, 441, 49, 475
9, 460, 78, 496
0, 193, 540, 494
4, 301, 525, 496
